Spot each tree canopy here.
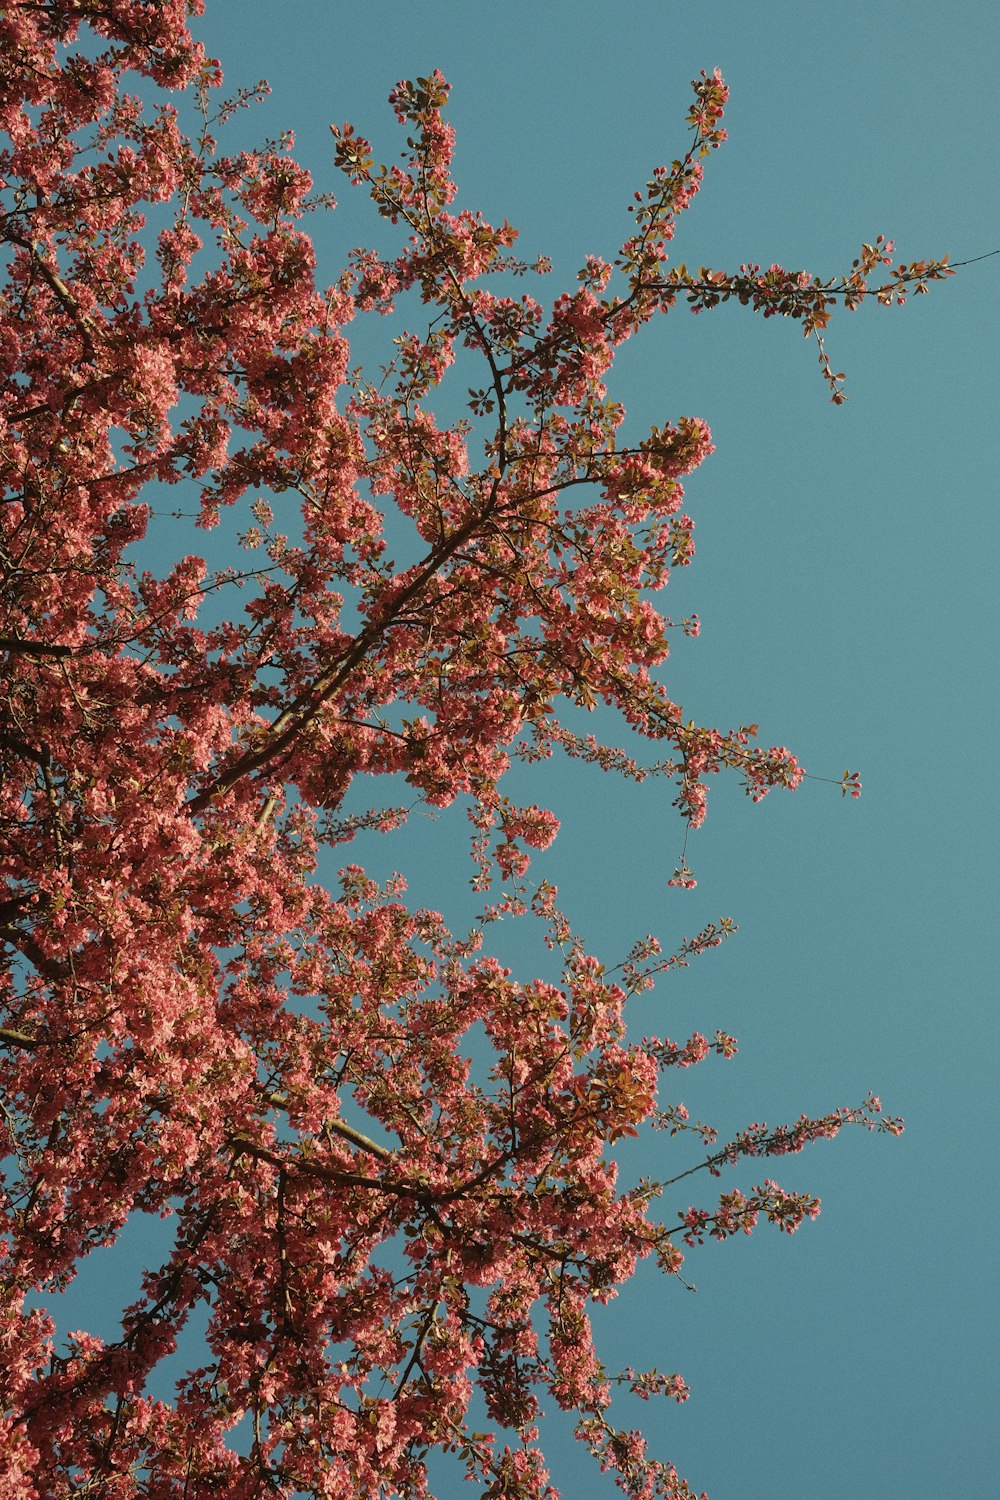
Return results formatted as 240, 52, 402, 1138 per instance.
0, 5, 960, 1497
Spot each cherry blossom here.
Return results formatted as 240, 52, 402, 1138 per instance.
0, 5, 950, 1496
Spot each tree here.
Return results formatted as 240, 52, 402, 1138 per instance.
0, 5, 959, 1496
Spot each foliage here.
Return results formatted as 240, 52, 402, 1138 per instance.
0, 4, 948, 1496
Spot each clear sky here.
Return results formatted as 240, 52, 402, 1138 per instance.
49, 3, 1000, 1497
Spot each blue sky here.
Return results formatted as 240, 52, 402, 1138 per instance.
49, 3, 1000, 1496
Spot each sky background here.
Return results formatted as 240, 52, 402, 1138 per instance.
46, 2, 999, 1497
